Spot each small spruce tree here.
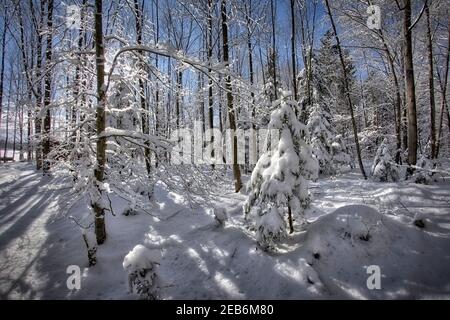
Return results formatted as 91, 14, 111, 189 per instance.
331, 134, 354, 173
244, 90, 318, 249
411, 142, 435, 184
371, 138, 399, 182
306, 84, 353, 175
307, 91, 335, 175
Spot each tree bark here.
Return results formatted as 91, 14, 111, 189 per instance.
154, 0, 161, 166
3, 75, 12, 161
290, 0, 298, 101
403, 0, 418, 165
221, 0, 242, 192
288, 205, 294, 234
19, 105, 24, 161
34, 15, 44, 170
71, 0, 86, 160
245, 1, 256, 172
425, 2, 436, 158
436, 14, 450, 158
13, 95, 19, 160
378, 29, 402, 163
0, 12, 7, 158
208, 0, 214, 163
133, 0, 151, 178
93, 0, 107, 245
176, 70, 182, 129
244, 2, 255, 107
42, 0, 54, 173
401, 48, 408, 151
270, 0, 277, 100
17, 2, 34, 161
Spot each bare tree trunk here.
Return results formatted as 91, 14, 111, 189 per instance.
244, 1, 255, 107
378, 29, 402, 163
13, 96, 18, 160
270, 0, 277, 100
28, 0, 48, 169
218, 38, 224, 141
42, 0, 53, 173
324, 0, 367, 179
221, 0, 242, 192
3, 110, 9, 160
35, 17, 43, 170
19, 104, 24, 161
391, 63, 402, 163
71, 0, 86, 160
93, 0, 107, 245
166, 56, 172, 163
403, 0, 418, 165
290, 0, 297, 101
401, 48, 408, 151
288, 205, 294, 234
208, 0, 214, 163
176, 70, 182, 129
199, 72, 205, 133
17, 2, 33, 161
425, 2, 436, 158
436, 15, 450, 158
0, 13, 6, 154
359, 75, 368, 129
133, 0, 151, 178
258, 44, 266, 89
3, 75, 12, 161
154, 0, 161, 166
27, 87, 32, 160
245, 0, 256, 173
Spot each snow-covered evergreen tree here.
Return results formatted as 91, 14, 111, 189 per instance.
411, 142, 435, 184
411, 155, 434, 184
244, 90, 318, 249
331, 134, 354, 173
314, 29, 358, 134
306, 87, 336, 175
305, 56, 353, 176
371, 138, 399, 182
123, 245, 161, 300
307, 100, 334, 175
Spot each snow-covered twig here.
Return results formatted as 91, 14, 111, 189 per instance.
69, 215, 94, 230
159, 209, 185, 221
388, 161, 450, 176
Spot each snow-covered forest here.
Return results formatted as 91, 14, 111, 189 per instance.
0, 0, 449, 300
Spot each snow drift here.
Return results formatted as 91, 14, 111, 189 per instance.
303, 205, 450, 299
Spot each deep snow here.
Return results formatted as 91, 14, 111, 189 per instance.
1, 162, 450, 299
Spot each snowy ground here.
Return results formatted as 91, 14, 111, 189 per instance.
1, 162, 450, 300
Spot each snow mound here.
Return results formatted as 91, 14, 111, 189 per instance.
213, 207, 228, 225
303, 205, 450, 299
122, 244, 161, 273
306, 205, 383, 250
